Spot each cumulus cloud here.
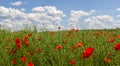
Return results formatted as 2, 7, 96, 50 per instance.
89, 10, 96, 14
84, 15, 117, 29
10, 1, 22, 6
85, 15, 113, 23
1, 5, 120, 31
116, 14, 120, 18
20, 8, 26, 12
68, 10, 95, 28
116, 8, 120, 11
0, 6, 65, 31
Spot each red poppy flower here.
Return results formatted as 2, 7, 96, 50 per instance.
56, 45, 62, 50
14, 38, 21, 48
70, 46, 76, 50
82, 47, 94, 59
67, 30, 72, 34
70, 60, 76, 65
114, 43, 120, 51
28, 62, 34, 66
71, 28, 75, 31
76, 42, 82, 47
12, 49, 17, 55
23, 40, 28, 43
29, 51, 34, 55
28, 33, 33, 37
103, 33, 107, 36
66, 34, 70, 38
6, 39, 10, 42
25, 43, 30, 47
23, 35, 28, 43
16, 43, 21, 48
37, 48, 42, 53
104, 58, 111, 63
75, 29, 78, 32
108, 37, 114, 43
50, 32, 55, 35
116, 34, 120, 39
14, 38, 21, 44
109, 32, 113, 35
58, 26, 61, 29
21, 56, 27, 62
63, 40, 67, 44
95, 32, 99, 36
24, 35, 28, 40
12, 59, 17, 64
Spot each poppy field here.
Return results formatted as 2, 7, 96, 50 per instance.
0, 29, 120, 66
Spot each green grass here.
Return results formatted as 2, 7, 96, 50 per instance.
0, 29, 120, 66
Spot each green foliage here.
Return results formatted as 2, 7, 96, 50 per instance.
0, 29, 120, 66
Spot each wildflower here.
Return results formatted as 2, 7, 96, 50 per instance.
24, 35, 28, 40
58, 26, 61, 29
37, 48, 42, 53
56, 45, 62, 50
75, 29, 78, 32
14, 38, 21, 48
63, 40, 67, 44
23, 35, 28, 43
28, 62, 34, 66
66, 34, 70, 38
29, 51, 34, 55
28, 33, 32, 37
25, 43, 30, 47
76, 42, 82, 47
70, 60, 76, 65
103, 33, 107, 36
12, 49, 17, 55
114, 43, 120, 51
21, 56, 27, 62
109, 32, 113, 35
12, 59, 17, 64
70, 46, 76, 50
71, 28, 75, 31
82, 47, 94, 59
116, 34, 120, 39
95, 32, 99, 36
108, 37, 114, 43
14, 38, 21, 44
104, 58, 111, 63
50, 32, 55, 35
67, 30, 72, 34
6, 39, 10, 42
73, 35, 77, 39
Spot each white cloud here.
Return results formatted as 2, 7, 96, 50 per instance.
116, 15, 120, 17
1, 6, 120, 31
68, 10, 95, 28
116, 8, 120, 11
89, 10, 96, 14
20, 8, 26, 12
0, 6, 65, 31
84, 15, 117, 29
10, 1, 22, 6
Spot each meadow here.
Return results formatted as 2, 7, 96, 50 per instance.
0, 28, 120, 66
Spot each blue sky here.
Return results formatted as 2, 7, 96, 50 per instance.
1, 0, 120, 14
0, 0, 120, 31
